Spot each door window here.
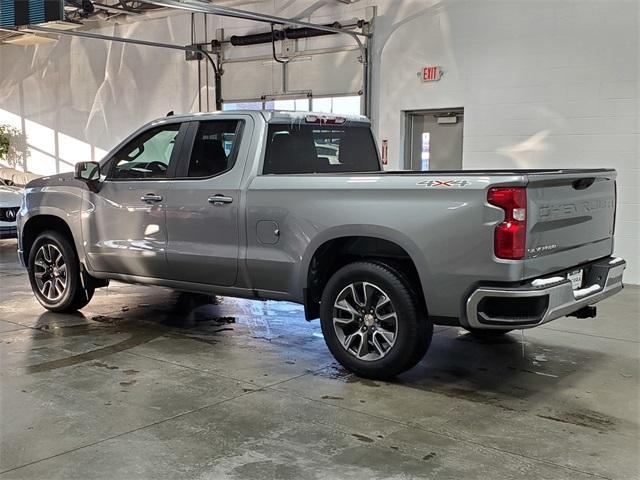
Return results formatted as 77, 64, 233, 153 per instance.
186, 120, 241, 178
110, 124, 180, 179
405, 109, 463, 171
421, 132, 431, 171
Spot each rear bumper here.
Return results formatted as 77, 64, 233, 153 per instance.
465, 256, 626, 330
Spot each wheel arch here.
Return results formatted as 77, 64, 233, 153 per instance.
21, 214, 77, 268
300, 226, 432, 320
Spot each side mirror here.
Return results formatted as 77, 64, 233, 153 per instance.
74, 161, 100, 182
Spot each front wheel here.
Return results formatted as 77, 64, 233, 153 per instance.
27, 231, 94, 312
320, 261, 432, 380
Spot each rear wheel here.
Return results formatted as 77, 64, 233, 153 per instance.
320, 261, 432, 380
27, 231, 94, 312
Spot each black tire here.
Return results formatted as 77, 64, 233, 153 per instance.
320, 261, 432, 380
27, 230, 94, 312
464, 328, 513, 340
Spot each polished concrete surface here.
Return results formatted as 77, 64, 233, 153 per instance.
0, 238, 638, 479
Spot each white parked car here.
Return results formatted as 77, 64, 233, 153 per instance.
0, 178, 21, 239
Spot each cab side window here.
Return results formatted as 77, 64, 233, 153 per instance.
186, 120, 241, 178
110, 124, 180, 179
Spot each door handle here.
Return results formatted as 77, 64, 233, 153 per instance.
208, 195, 233, 206
141, 193, 163, 202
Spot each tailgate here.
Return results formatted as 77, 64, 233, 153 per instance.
524, 170, 617, 278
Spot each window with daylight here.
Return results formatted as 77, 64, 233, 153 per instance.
223, 95, 362, 116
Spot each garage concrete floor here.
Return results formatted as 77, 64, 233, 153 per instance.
0, 239, 638, 480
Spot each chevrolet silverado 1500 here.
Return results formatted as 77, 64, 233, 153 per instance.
17, 111, 626, 378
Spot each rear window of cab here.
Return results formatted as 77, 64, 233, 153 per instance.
263, 123, 380, 174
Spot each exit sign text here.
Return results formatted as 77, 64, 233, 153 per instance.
421, 66, 442, 82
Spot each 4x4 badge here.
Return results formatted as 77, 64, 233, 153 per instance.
417, 179, 470, 187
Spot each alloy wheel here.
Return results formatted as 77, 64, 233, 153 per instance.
332, 282, 398, 361
33, 243, 68, 302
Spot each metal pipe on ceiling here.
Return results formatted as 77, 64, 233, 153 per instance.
137, 0, 369, 38
10, 25, 198, 53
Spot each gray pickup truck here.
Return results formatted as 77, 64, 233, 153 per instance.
17, 111, 626, 378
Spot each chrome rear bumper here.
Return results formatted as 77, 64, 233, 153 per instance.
465, 256, 626, 330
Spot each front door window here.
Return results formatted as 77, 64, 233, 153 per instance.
110, 125, 180, 179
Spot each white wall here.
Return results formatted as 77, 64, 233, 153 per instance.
368, 0, 639, 282
0, 0, 638, 282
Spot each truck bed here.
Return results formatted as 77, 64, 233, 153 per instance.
373, 169, 614, 176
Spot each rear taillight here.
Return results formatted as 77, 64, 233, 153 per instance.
488, 187, 527, 260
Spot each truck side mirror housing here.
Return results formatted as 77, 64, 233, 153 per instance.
74, 161, 101, 182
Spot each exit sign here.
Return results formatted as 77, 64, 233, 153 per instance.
421, 66, 442, 82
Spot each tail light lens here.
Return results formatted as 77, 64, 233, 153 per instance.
488, 187, 527, 260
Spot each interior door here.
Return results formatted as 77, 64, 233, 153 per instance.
406, 109, 464, 170
83, 122, 186, 279
165, 117, 251, 287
